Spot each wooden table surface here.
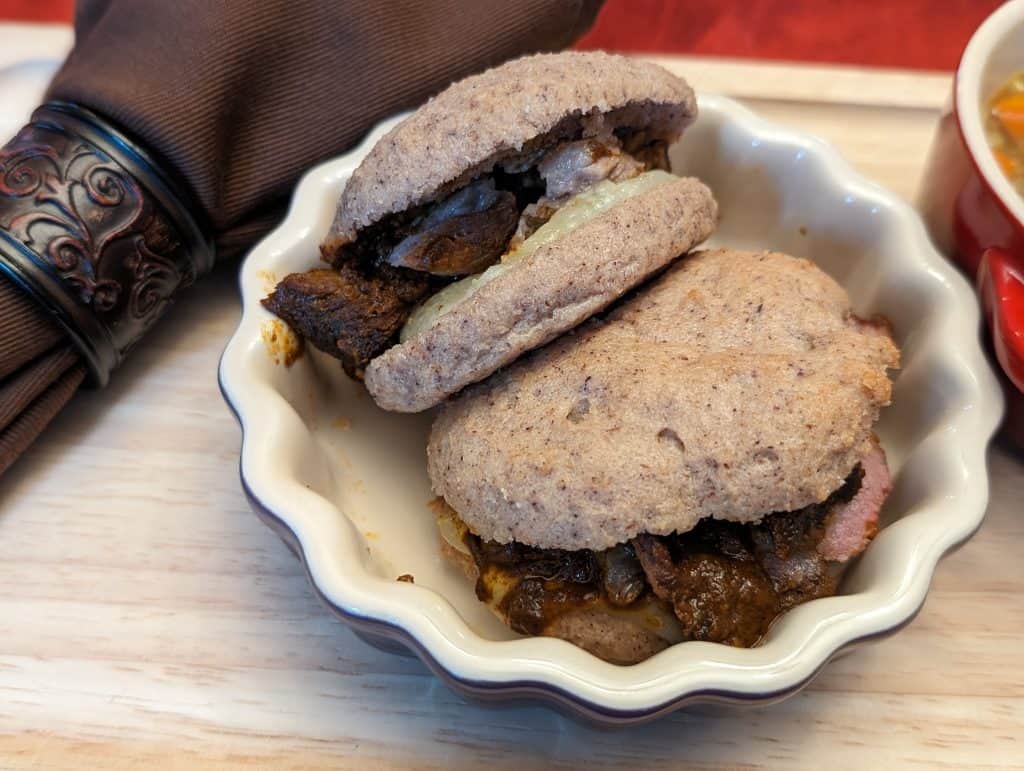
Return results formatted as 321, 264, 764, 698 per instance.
1, 50, 1022, 770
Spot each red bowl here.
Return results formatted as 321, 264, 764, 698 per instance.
919, 0, 1024, 446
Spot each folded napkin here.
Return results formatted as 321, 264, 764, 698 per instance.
0, 0, 602, 476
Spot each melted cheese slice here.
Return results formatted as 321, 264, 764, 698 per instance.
400, 170, 678, 342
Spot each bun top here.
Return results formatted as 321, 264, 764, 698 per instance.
427, 249, 900, 551
325, 51, 696, 247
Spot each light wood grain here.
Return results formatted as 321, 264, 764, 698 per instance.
1, 54, 1022, 770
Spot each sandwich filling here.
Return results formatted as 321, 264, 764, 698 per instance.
263, 126, 674, 377
400, 170, 677, 341
438, 442, 889, 649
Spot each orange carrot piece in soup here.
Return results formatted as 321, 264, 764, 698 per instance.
993, 92, 1024, 141
993, 147, 1021, 178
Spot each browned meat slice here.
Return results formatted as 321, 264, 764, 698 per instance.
750, 533, 836, 612
818, 441, 890, 562
466, 537, 602, 635
749, 446, 890, 608
467, 538, 599, 586
262, 264, 430, 378
632, 533, 779, 647
630, 459, 884, 645
598, 543, 647, 607
748, 482, 851, 610
386, 179, 518, 276
620, 132, 671, 172
628, 140, 671, 172
753, 547, 836, 611
499, 578, 601, 636
627, 536, 676, 598
507, 197, 561, 250
538, 137, 648, 199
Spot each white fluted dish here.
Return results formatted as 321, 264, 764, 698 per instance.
219, 94, 1004, 724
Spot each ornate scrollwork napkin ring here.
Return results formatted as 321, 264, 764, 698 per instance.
0, 102, 213, 386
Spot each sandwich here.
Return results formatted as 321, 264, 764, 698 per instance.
428, 248, 900, 664
263, 51, 718, 412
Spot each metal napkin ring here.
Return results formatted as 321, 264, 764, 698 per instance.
0, 101, 213, 386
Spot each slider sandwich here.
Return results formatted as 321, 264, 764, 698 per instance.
429, 249, 899, 664
264, 51, 717, 411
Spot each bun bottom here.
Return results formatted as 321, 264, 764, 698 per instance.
440, 537, 668, 665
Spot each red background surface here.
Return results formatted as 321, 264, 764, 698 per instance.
0, 0, 1007, 71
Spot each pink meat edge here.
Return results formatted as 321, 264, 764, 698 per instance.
818, 441, 891, 563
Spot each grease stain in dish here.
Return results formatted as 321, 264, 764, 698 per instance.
331, 448, 353, 471
257, 269, 278, 293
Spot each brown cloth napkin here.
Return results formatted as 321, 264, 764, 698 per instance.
0, 0, 602, 476
0, 284, 84, 476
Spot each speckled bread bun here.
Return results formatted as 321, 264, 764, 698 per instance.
428, 249, 900, 551
364, 175, 717, 412
439, 538, 668, 665
324, 51, 696, 252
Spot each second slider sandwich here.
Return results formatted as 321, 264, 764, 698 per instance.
263, 51, 718, 411
429, 249, 900, 664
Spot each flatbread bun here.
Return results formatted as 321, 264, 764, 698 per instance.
325, 50, 696, 250
428, 249, 899, 551
364, 175, 717, 411
439, 537, 667, 665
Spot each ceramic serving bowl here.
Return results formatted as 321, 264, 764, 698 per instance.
220, 92, 1003, 725
919, 0, 1024, 445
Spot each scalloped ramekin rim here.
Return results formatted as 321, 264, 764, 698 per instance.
219, 92, 1004, 722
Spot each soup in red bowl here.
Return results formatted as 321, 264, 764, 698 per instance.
920, 0, 1024, 446
985, 71, 1024, 196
